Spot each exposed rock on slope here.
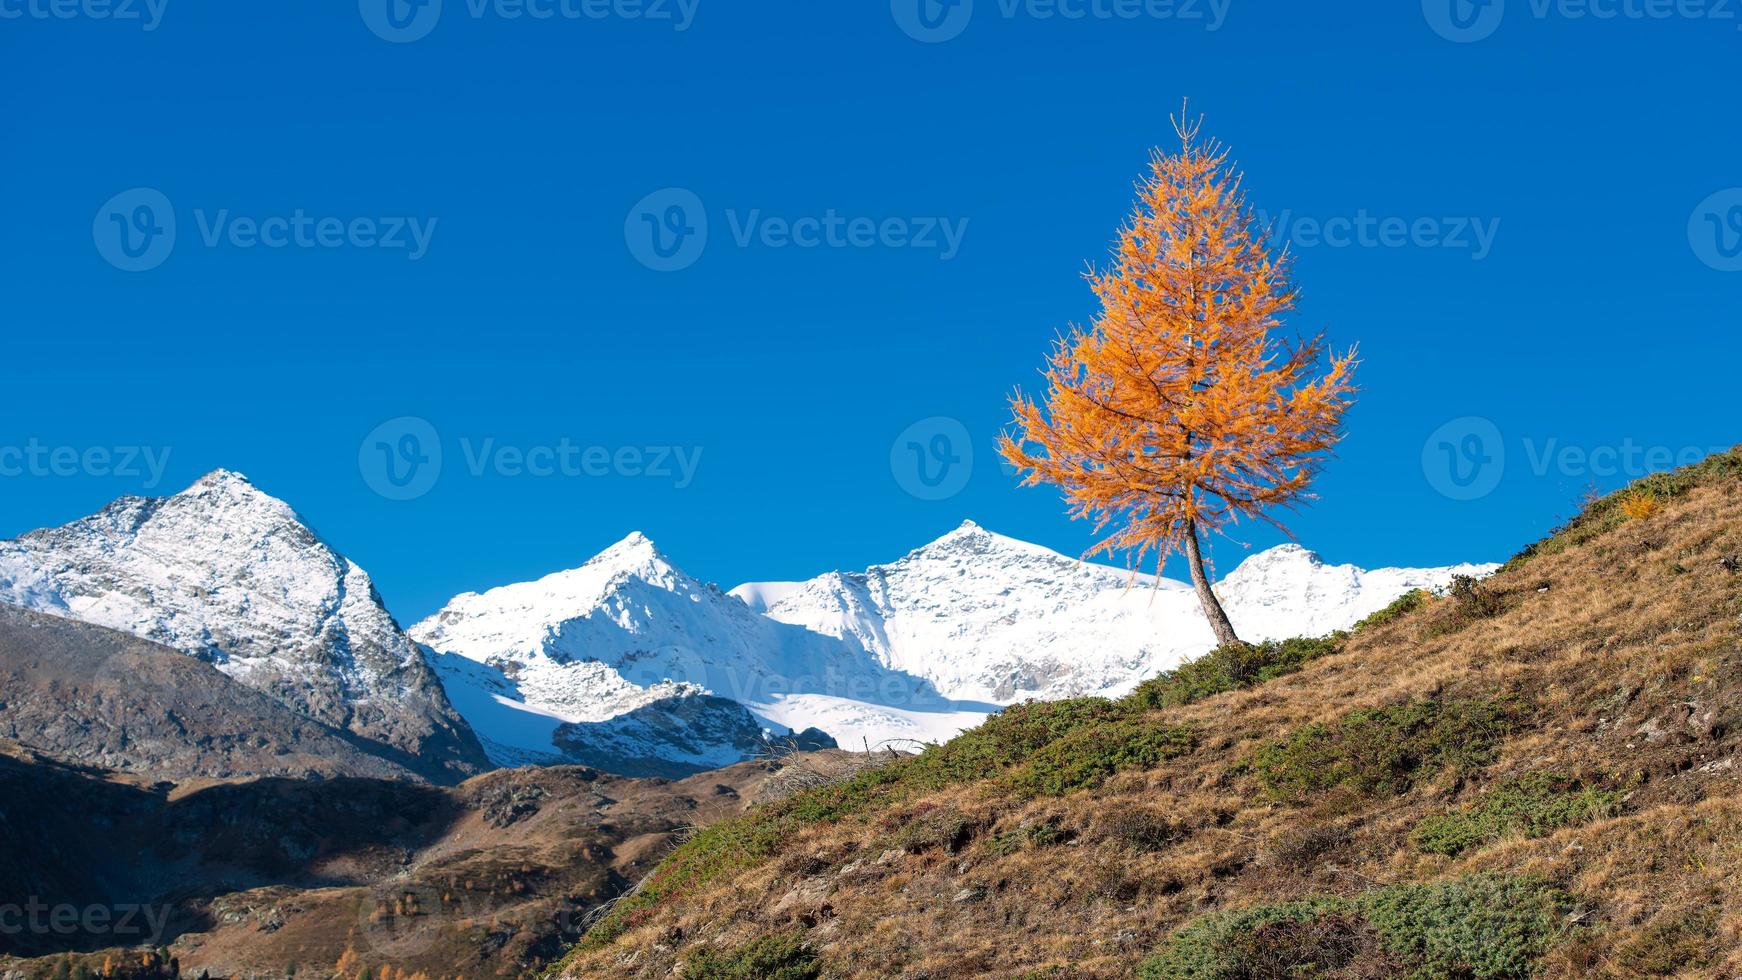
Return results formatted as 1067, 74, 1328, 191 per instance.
0, 604, 424, 781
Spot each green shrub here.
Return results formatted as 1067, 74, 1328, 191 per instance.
1412, 773, 1621, 856
905, 697, 1136, 790
1247, 699, 1514, 803
1008, 719, 1197, 797
682, 931, 821, 980
1126, 636, 1344, 710
1421, 574, 1512, 636
887, 803, 975, 854
1353, 589, 1431, 633
1138, 896, 1373, 979
987, 819, 1068, 855
1361, 875, 1575, 979
1138, 874, 1576, 980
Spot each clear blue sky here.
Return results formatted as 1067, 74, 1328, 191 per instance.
3, 1, 1738, 620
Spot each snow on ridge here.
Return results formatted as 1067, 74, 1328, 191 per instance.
749, 522, 1497, 707
425, 517, 1496, 766
0, 469, 485, 775
0, 471, 1498, 778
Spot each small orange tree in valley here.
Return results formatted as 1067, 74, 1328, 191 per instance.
999, 111, 1356, 648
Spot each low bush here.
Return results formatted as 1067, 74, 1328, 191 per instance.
1352, 589, 1431, 633
904, 697, 1135, 791
682, 931, 820, 980
1093, 802, 1184, 853
886, 803, 975, 854
1424, 575, 1511, 637
1007, 719, 1197, 797
1411, 773, 1621, 856
1246, 699, 1514, 803
1138, 874, 1576, 980
987, 818, 1069, 855
1126, 636, 1344, 710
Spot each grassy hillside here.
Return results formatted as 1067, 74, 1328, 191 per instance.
554, 448, 1742, 979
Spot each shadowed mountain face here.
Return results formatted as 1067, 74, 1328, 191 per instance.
0, 470, 490, 783
0, 604, 426, 782
0, 744, 784, 978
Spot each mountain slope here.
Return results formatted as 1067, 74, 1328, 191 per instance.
0, 741, 789, 978
0, 470, 488, 782
0, 603, 423, 781
556, 449, 1742, 980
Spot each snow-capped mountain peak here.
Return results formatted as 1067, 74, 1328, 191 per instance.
746, 525, 1495, 706
0, 471, 488, 781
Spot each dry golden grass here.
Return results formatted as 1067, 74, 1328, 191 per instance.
558, 456, 1742, 980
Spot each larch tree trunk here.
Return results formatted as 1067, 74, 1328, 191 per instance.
1182, 517, 1242, 648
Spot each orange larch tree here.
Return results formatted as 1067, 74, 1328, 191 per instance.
999, 108, 1357, 648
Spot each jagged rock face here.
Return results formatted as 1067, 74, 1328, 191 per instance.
0, 470, 488, 782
